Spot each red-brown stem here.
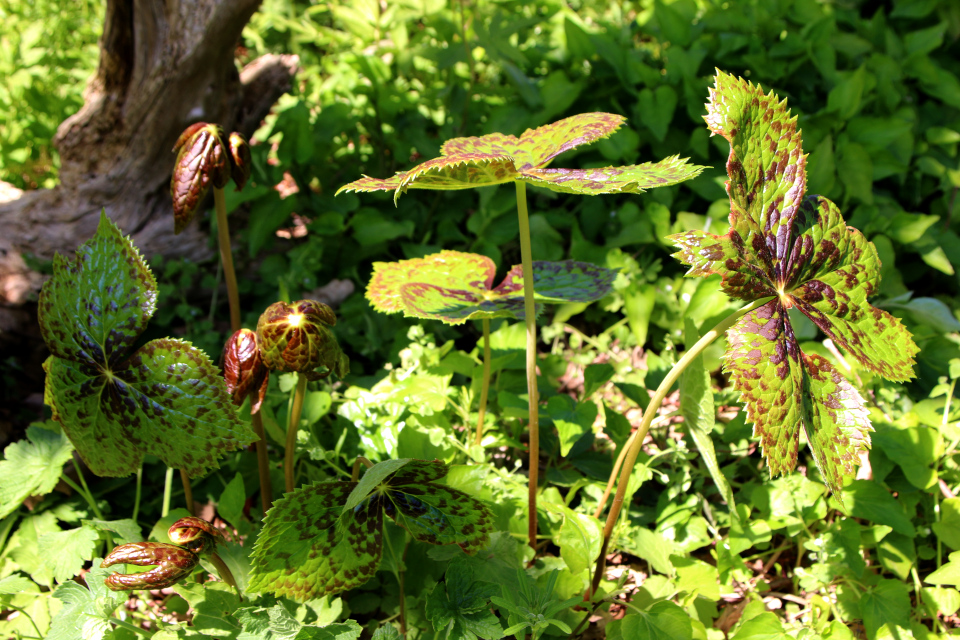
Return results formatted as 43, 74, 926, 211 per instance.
515, 181, 539, 551
214, 188, 241, 332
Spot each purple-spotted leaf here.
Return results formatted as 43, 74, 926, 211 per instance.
668, 71, 918, 497
38, 213, 255, 477
367, 250, 616, 325
336, 113, 703, 201
249, 459, 493, 601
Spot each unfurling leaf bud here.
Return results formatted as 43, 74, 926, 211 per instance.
257, 300, 350, 379
101, 542, 199, 591
168, 516, 224, 555
228, 132, 252, 191
222, 329, 269, 413
171, 123, 229, 234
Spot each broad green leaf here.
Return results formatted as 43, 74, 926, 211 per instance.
235, 601, 363, 640
582, 364, 615, 399
251, 460, 492, 601
731, 612, 791, 640
46, 562, 123, 640
636, 85, 678, 142
925, 552, 960, 586
0, 423, 74, 518
38, 213, 254, 477
218, 473, 246, 531
539, 502, 601, 576
680, 319, 736, 515
932, 498, 960, 549
621, 527, 679, 576
672, 556, 720, 600
83, 518, 143, 545
841, 480, 916, 537
861, 579, 911, 640
877, 532, 916, 580
547, 396, 597, 457
920, 587, 960, 616
175, 582, 243, 638
425, 560, 503, 640
38, 524, 99, 583
366, 251, 616, 324
372, 625, 403, 640
669, 71, 918, 496
610, 601, 692, 640
338, 113, 703, 201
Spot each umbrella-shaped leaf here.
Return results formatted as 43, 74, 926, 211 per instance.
249, 459, 493, 601
367, 250, 617, 325
337, 113, 704, 201
38, 212, 255, 477
668, 70, 918, 497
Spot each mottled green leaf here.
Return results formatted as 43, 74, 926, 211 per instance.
725, 302, 871, 497
668, 71, 919, 496
38, 211, 156, 364
367, 251, 616, 325
0, 423, 74, 518
337, 113, 703, 201
236, 601, 363, 640
250, 460, 492, 601
38, 213, 254, 477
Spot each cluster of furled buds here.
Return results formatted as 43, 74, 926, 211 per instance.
101, 517, 224, 591
171, 123, 252, 234
221, 300, 350, 409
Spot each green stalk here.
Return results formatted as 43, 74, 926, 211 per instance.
110, 617, 151, 638
515, 181, 540, 551
474, 318, 492, 447
214, 187, 241, 332
162, 467, 174, 517
589, 297, 770, 596
132, 465, 142, 523
180, 469, 194, 516
285, 374, 308, 492
252, 411, 273, 512
210, 551, 242, 600
61, 473, 104, 520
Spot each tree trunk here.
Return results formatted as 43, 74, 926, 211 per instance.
0, 0, 297, 311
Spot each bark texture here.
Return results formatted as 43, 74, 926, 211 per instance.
0, 0, 297, 312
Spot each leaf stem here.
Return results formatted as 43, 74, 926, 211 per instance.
110, 617, 152, 638
132, 465, 142, 523
180, 469, 194, 516
209, 551, 242, 600
214, 187, 241, 332
162, 466, 174, 517
285, 374, 308, 493
475, 318, 492, 448
592, 415, 671, 520
63, 465, 104, 520
352, 456, 374, 482
589, 297, 771, 597
252, 411, 273, 513
515, 180, 539, 551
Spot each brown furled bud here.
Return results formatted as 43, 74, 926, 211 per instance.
256, 300, 350, 378
170, 123, 230, 234
222, 328, 269, 413
101, 542, 199, 591
168, 516, 224, 555
228, 132, 252, 191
